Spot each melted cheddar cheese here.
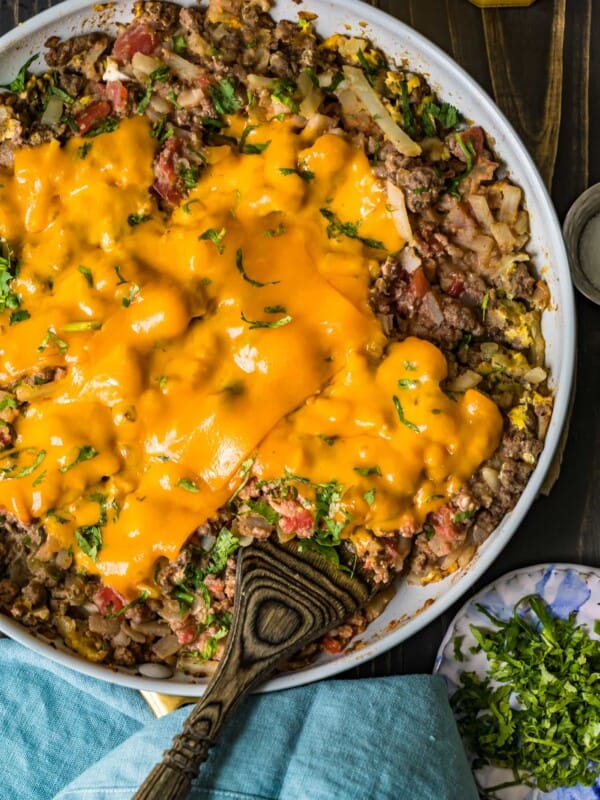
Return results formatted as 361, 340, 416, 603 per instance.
0, 116, 502, 596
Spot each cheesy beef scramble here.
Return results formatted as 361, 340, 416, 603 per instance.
0, 0, 552, 674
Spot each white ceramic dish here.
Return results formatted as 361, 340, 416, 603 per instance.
0, 0, 576, 695
434, 564, 600, 799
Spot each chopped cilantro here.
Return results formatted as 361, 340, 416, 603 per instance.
0, 240, 21, 314
279, 166, 315, 182
127, 213, 152, 227
262, 223, 286, 238
38, 328, 68, 355
353, 466, 381, 477
59, 445, 98, 473
319, 208, 385, 250
177, 477, 200, 493
392, 395, 420, 433
106, 590, 150, 619
209, 77, 241, 115
236, 248, 280, 288
397, 378, 418, 389
121, 284, 140, 308
83, 117, 119, 138
271, 78, 299, 112
50, 85, 74, 105
1, 54, 39, 93
199, 227, 226, 254
76, 142, 93, 160
239, 125, 271, 155
172, 34, 187, 54
0, 448, 46, 479
451, 594, 600, 792
78, 265, 93, 288
9, 309, 30, 325
363, 488, 376, 505
240, 310, 292, 330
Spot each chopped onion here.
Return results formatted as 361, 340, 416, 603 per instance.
130, 620, 171, 636
131, 52, 161, 79
149, 95, 170, 114
386, 180, 414, 244
152, 633, 181, 659
399, 245, 422, 274
495, 251, 529, 277
481, 466, 500, 491
498, 183, 522, 224
421, 292, 444, 325
247, 73, 275, 90
177, 87, 206, 108
162, 50, 204, 82
238, 534, 253, 547
446, 369, 483, 392
342, 66, 422, 157
467, 194, 494, 231
524, 366, 547, 384
298, 70, 324, 118
513, 209, 530, 236
41, 95, 63, 127
480, 341, 499, 356
490, 221, 517, 253
103, 56, 132, 83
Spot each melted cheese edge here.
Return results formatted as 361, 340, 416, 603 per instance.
0, 116, 502, 596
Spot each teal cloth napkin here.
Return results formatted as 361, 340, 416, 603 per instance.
0, 639, 478, 800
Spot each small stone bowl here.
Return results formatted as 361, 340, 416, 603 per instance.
563, 183, 600, 305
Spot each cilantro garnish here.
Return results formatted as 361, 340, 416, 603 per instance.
199, 227, 226, 254
150, 115, 174, 144
74, 494, 111, 561
271, 78, 299, 112
1, 53, 39, 93
78, 266, 93, 288
76, 143, 93, 160
50, 85, 74, 105
209, 77, 241, 115
137, 64, 170, 114
363, 488, 376, 506
0, 448, 46, 479
481, 292, 490, 320
127, 213, 152, 227
452, 593, 600, 792
262, 223, 286, 238
319, 208, 385, 250
397, 378, 418, 389
353, 465, 382, 477
106, 590, 150, 619
121, 283, 140, 308
236, 248, 280, 288
0, 239, 21, 314
421, 101, 460, 136
392, 395, 420, 433
177, 477, 200, 493
178, 164, 200, 190
59, 445, 98, 473
172, 34, 187, 54
240, 310, 292, 330
83, 117, 119, 138
9, 309, 30, 325
279, 166, 315, 182
38, 328, 68, 355
239, 125, 271, 155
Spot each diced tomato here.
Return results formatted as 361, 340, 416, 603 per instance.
94, 585, 126, 616
409, 267, 431, 300
75, 100, 113, 134
153, 136, 184, 205
447, 277, 465, 298
279, 508, 314, 538
430, 505, 461, 543
461, 126, 485, 156
321, 636, 343, 654
112, 23, 158, 63
176, 624, 197, 645
106, 80, 129, 115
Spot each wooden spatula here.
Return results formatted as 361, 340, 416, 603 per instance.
133, 537, 373, 800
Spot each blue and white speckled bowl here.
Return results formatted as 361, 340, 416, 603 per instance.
435, 564, 600, 800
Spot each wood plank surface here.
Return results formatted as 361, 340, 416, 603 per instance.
0, 0, 597, 678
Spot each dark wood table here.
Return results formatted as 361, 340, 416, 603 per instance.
2, 0, 597, 677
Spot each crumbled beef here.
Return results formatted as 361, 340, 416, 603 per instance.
394, 166, 443, 213
45, 33, 111, 80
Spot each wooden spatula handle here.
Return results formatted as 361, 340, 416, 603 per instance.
133, 540, 370, 800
